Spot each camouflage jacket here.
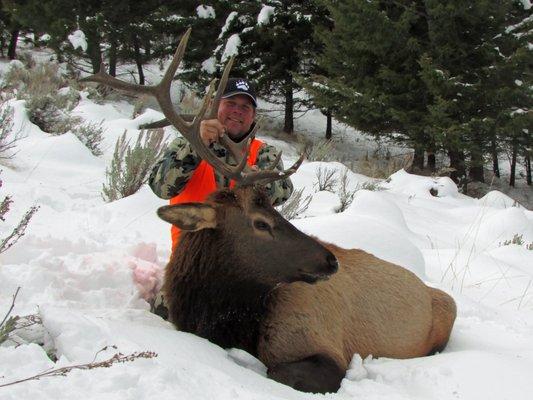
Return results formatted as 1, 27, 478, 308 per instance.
148, 136, 294, 206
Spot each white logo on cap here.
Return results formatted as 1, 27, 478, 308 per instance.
236, 80, 249, 91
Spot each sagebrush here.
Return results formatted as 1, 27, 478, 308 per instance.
315, 165, 338, 192
71, 120, 105, 156
0, 173, 39, 254
102, 129, 166, 202
278, 187, 313, 220
0, 99, 21, 160
2, 61, 80, 134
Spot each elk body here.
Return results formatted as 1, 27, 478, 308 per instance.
81, 28, 456, 394
158, 187, 456, 393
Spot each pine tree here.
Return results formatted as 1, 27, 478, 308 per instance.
192, 0, 329, 134
315, 0, 529, 188
313, 0, 433, 170
420, 0, 530, 188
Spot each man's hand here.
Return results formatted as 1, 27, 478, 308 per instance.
200, 119, 226, 146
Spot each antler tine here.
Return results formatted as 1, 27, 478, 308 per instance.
159, 27, 192, 90
218, 117, 259, 163
81, 28, 194, 135
151, 28, 196, 135
208, 56, 235, 120
235, 152, 306, 187
80, 62, 154, 97
191, 79, 217, 128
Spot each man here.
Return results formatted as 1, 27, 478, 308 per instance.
149, 78, 294, 249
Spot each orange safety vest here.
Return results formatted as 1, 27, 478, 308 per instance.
169, 138, 264, 249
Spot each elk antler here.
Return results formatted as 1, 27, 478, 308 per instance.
80, 28, 303, 187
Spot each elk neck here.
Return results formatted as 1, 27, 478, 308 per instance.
166, 229, 275, 357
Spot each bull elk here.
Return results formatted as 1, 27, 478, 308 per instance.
82, 29, 456, 394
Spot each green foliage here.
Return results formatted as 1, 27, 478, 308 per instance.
102, 129, 166, 202
313, 0, 531, 185
499, 234, 533, 250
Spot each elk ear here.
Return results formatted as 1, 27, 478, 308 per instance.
157, 203, 217, 231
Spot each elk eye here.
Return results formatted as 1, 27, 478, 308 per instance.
253, 220, 271, 232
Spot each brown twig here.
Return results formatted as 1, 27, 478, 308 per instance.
0, 346, 158, 388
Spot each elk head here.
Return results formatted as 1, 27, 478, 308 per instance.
158, 186, 338, 286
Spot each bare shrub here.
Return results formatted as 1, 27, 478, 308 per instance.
2, 62, 80, 134
336, 168, 357, 212
278, 187, 313, 220
1, 173, 39, 254
0, 288, 21, 345
71, 120, 105, 156
315, 165, 338, 192
0, 99, 22, 160
355, 150, 413, 179
102, 129, 166, 202
306, 139, 337, 162
0, 345, 157, 388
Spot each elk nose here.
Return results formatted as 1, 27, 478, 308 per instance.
326, 254, 339, 274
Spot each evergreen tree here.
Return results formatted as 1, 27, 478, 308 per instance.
315, 0, 530, 188
194, 0, 329, 134
420, 0, 520, 187
490, 0, 532, 186
313, 0, 433, 170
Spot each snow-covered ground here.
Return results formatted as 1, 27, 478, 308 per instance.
1, 58, 533, 399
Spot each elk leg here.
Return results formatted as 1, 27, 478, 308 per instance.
268, 354, 344, 394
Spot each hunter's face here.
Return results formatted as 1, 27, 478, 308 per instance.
218, 95, 256, 139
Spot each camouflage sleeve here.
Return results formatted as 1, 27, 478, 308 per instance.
148, 137, 201, 199
256, 144, 294, 206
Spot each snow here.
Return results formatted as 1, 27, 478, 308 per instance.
218, 11, 238, 40
258, 5, 276, 26
201, 56, 216, 74
1, 61, 533, 400
196, 5, 215, 19
221, 34, 241, 62
67, 30, 87, 52
519, 0, 532, 10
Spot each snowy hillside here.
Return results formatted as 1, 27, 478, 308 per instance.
1, 60, 533, 399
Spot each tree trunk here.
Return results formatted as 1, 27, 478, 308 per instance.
85, 28, 102, 74
427, 149, 436, 172
132, 34, 145, 85
108, 36, 117, 77
448, 148, 467, 192
283, 75, 294, 134
412, 147, 424, 171
325, 109, 332, 140
469, 133, 485, 183
469, 149, 485, 183
7, 27, 20, 60
491, 138, 500, 178
509, 137, 518, 187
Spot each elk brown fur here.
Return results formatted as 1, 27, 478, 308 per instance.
159, 187, 456, 394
